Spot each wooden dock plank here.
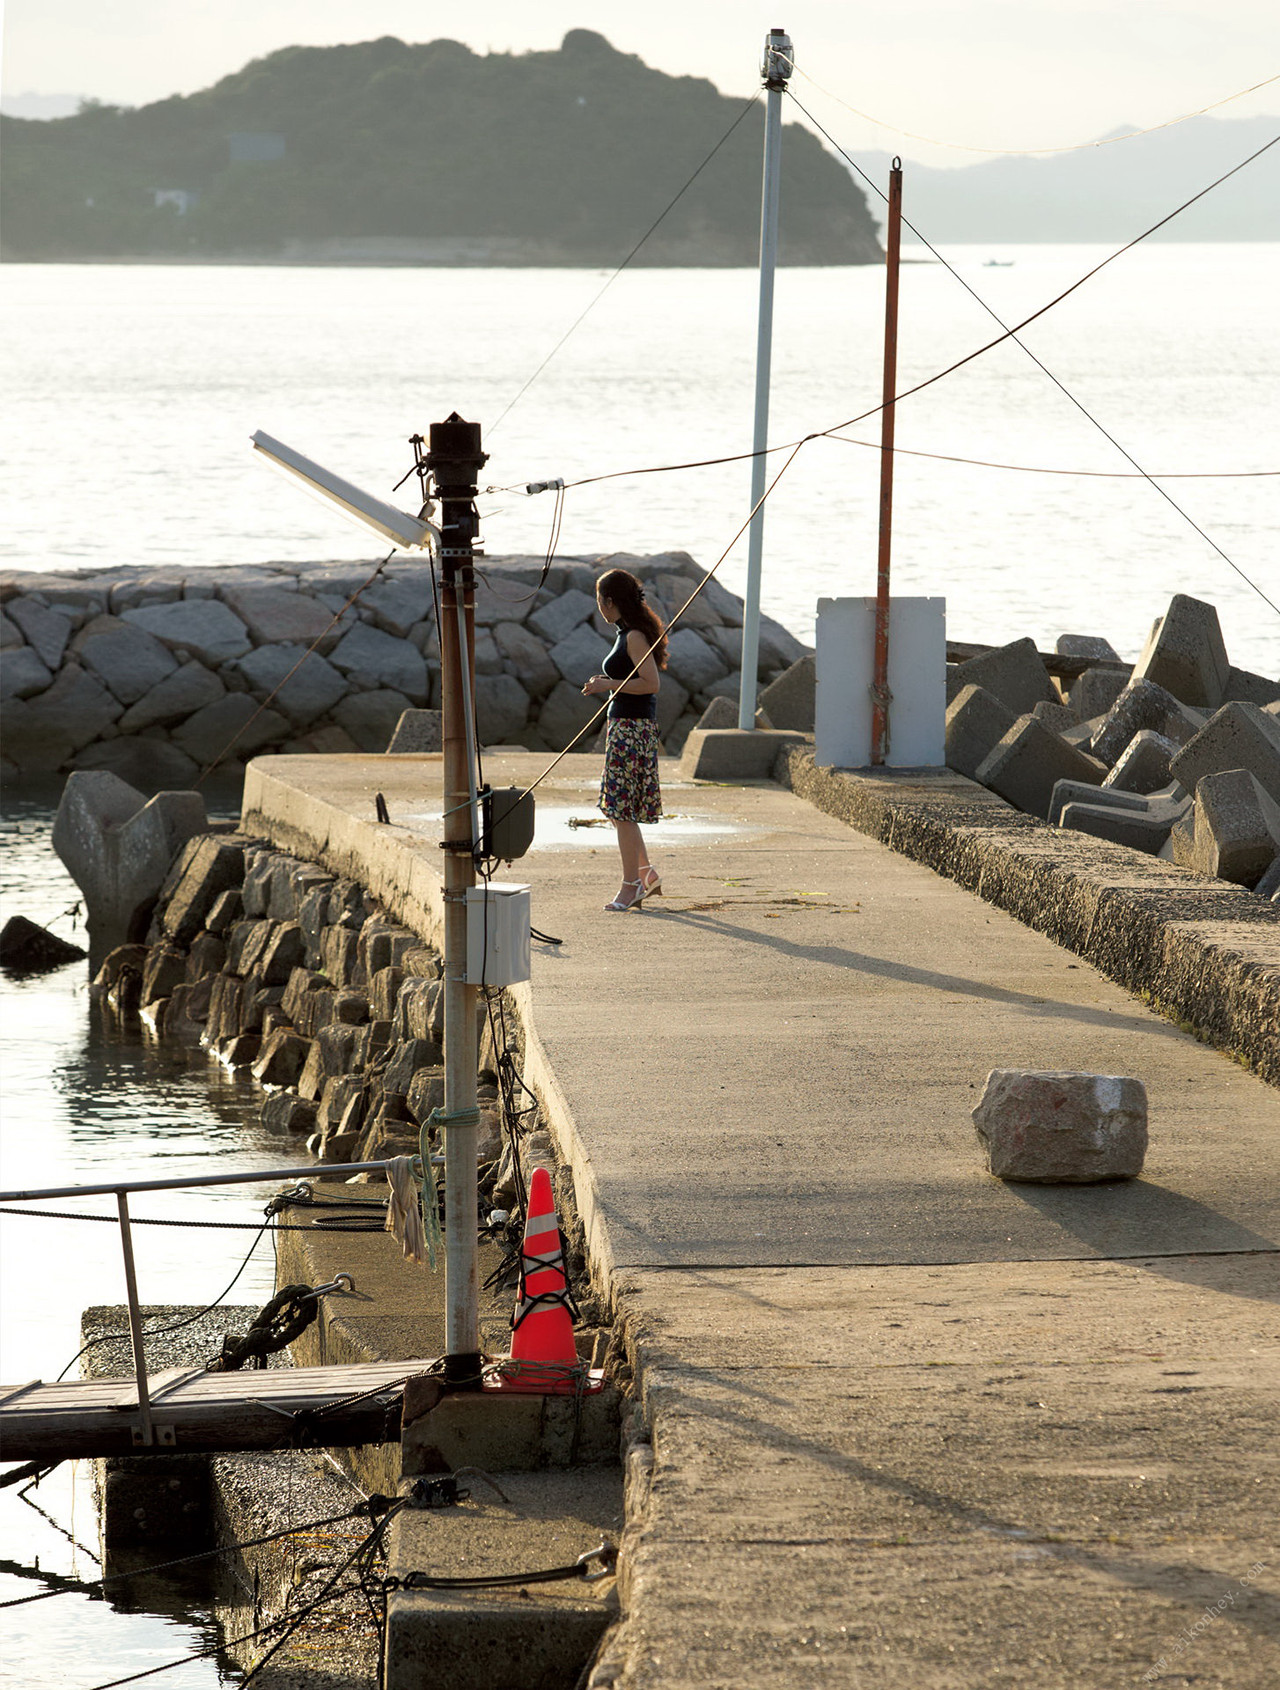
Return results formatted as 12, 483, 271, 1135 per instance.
0, 1360, 437, 1461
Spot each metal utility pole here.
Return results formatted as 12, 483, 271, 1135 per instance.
425, 413, 487, 1387
738, 26, 793, 732
870, 159, 903, 766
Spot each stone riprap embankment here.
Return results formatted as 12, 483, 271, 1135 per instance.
0, 553, 807, 787
92, 830, 542, 1203
942, 594, 1280, 901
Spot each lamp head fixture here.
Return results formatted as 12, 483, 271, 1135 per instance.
251, 430, 437, 551
762, 28, 793, 90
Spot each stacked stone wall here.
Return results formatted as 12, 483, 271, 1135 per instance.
95, 833, 529, 1186
1, 552, 808, 787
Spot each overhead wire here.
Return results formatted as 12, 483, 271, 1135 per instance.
820, 435, 1280, 480
785, 60, 1280, 157
785, 87, 1280, 619
488, 91, 761, 433
549, 120, 1280, 500
498, 117, 1280, 803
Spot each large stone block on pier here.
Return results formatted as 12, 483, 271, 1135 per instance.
945, 684, 1017, 781
1130, 593, 1230, 708
1188, 768, 1280, 888
1090, 677, 1204, 767
491, 622, 560, 700
950, 637, 1057, 718
68, 735, 200, 791
1169, 702, 1280, 805
360, 575, 437, 639
975, 716, 1106, 818
972, 1070, 1148, 1182
537, 680, 602, 750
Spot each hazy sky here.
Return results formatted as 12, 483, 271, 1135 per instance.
3, 1, 1279, 164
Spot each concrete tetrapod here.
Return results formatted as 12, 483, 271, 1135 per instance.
52, 770, 207, 964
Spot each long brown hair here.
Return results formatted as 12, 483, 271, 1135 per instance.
596, 568, 668, 670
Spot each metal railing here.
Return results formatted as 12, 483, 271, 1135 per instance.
0, 1161, 415, 1446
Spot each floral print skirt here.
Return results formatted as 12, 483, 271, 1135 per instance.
598, 718, 662, 823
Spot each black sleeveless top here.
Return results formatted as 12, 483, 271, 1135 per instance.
602, 623, 657, 720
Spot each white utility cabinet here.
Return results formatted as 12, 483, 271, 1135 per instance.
814, 595, 946, 769
464, 883, 532, 986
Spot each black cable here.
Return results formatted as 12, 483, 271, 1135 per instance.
0, 1504, 368, 1609
489, 92, 761, 432
786, 87, 1280, 621
239, 1508, 398, 1688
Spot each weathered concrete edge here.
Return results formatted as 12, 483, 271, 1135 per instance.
240, 757, 621, 1299
776, 748, 1280, 1088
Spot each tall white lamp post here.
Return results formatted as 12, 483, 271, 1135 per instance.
738, 26, 793, 731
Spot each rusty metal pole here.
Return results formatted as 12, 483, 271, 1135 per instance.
426, 413, 487, 1388
871, 158, 903, 766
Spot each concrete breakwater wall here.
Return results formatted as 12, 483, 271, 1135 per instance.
94, 827, 541, 1201
0, 552, 808, 786
777, 753, 1280, 1087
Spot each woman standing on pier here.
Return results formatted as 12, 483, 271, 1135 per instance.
582, 568, 667, 912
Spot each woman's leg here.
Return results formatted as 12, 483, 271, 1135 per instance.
614, 819, 644, 884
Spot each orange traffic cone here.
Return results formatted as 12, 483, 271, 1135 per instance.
505, 1167, 580, 1390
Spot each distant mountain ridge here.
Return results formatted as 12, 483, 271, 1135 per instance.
0, 30, 880, 266
855, 115, 1279, 243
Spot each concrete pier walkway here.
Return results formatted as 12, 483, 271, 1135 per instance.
244, 752, 1280, 1689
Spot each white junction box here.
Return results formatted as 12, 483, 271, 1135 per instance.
465, 883, 532, 986
814, 595, 946, 769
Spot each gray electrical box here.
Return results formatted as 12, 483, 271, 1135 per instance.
464, 883, 532, 986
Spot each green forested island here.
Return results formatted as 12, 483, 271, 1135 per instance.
0, 30, 881, 265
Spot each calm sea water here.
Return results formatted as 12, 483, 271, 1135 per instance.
1, 249, 1277, 673
0, 796, 283, 1688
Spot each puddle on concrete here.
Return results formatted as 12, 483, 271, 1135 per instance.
402, 803, 766, 852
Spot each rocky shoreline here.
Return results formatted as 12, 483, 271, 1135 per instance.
93, 829, 544, 1210
1, 553, 807, 787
